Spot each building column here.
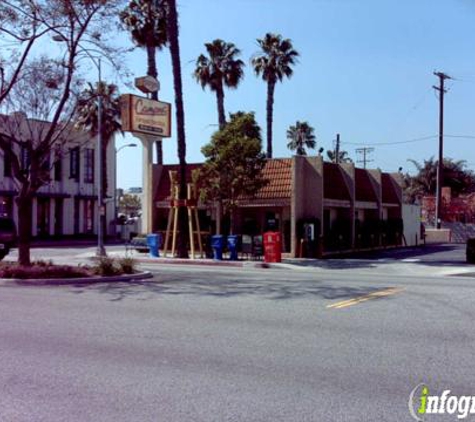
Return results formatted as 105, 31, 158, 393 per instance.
49, 199, 55, 237
31, 198, 38, 237
134, 134, 159, 234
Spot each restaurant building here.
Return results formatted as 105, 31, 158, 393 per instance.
152, 156, 421, 257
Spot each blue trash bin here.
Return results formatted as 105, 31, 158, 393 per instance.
211, 235, 224, 260
227, 235, 239, 261
146, 233, 161, 258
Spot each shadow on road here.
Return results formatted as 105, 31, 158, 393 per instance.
286, 244, 472, 270
332, 244, 461, 261
66, 276, 396, 303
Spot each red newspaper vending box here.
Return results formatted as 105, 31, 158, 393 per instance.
263, 232, 282, 263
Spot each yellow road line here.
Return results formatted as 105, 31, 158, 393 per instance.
327, 287, 405, 309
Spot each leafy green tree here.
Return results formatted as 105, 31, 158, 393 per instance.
119, 193, 141, 217
166, 0, 189, 258
326, 149, 353, 163
251, 33, 299, 158
75, 81, 122, 196
286, 121, 316, 156
0, 0, 122, 266
199, 112, 268, 234
194, 39, 245, 129
120, 0, 168, 163
404, 157, 475, 203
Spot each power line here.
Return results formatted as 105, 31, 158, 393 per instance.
445, 134, 475, 139
341, 134, 475, 147
342, 135, 437, 146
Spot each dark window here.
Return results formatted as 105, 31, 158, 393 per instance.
0, 198, 13, 219
84, 199, 94, 233
3, 152, 12, 177
70, 147, 80, 181
40, 155, 51, 175
0, 216, 15, 231
54, 158, 62, 181
84, 148, 94, 184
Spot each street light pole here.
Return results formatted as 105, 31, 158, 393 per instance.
96, 58, 106, 256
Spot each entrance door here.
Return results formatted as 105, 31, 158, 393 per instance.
37, 198, 50, 238
54, 198, 63, 236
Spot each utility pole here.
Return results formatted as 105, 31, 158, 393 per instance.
433, 71, 451, 229
356, 147, 374, 169
335, 133, 340, 164
97, 58, 106, 257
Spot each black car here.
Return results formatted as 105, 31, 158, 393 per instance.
0, 217, 17, 260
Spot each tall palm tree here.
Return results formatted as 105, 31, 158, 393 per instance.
75, 81, 122, 197
166, 0, 188, 258
286, 121, 316, 156
194, 39, 245, 129
252, 33, 299, 158
120, 0, 168, 164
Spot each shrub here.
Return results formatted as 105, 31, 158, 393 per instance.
34, 259, 54, 267
91, 256, 121, 277
117, 257, 137, 274
0, 263, 91, 279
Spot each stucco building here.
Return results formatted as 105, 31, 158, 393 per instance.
0, 115, 115, 238
152, 156, 421, 257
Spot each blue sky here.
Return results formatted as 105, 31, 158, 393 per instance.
114, 0, 475, 189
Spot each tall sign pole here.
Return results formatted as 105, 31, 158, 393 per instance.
433, 71, 450, 229
120, 76, 171, 235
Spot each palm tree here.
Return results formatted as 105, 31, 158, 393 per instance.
252, 33, 299, 158
327, 150, 353, 164
75, 81, 122, 197
286, 121, 316, 156
120, 0, 168, 164
166, 0, 188, 258
194, 39, 245, 129
405, 157, 475, 203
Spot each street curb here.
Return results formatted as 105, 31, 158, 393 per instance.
0, 271, 153, 286
135, 257, 244, 267
134, 258, 282, 269
134, 257, 275, 269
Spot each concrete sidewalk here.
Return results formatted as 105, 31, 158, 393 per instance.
6, 243, 475, 278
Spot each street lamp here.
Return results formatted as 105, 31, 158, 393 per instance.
115, 143, 137, 238
53, 35, 106, 256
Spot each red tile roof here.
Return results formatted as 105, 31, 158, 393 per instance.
154, 159, 293, 205
253, 158, 292, 200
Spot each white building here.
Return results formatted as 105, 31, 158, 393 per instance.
0, 115, 116, 238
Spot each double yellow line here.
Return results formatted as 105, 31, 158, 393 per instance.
327, 287, 405, 309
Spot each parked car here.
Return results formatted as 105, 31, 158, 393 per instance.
0, 217, 17, 260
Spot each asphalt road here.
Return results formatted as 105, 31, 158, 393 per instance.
1, 254, 475, 422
